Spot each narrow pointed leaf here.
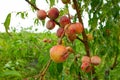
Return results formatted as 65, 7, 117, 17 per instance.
4, 13, 11, 32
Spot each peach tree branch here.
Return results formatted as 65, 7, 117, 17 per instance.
73, 0, 90, 57
25, 0, 39, 10
25, 0, 60, 26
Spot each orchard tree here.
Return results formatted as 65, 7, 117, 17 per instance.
3, 0, 120, 80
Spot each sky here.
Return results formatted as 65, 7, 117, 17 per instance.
0, 0, 88, 33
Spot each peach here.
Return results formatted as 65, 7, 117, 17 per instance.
67, 33, 76, 42
81, 62, 92, 73
46, 20, 55, 30
37, 10, 47, 20
48, 7, 59, 20
59, 16, 70, 27
61, 0, 70, 4
81, 56, 91, 63
68, 22, 83, 34
91, 56, 101, 66
50, 45, 69, 63
87, 34, 94, 41
65, 24, 76, 42
56, 27, 64, 38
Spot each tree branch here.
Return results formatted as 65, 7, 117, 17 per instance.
73, 0, 90, 57
25, 0, 60, 26
40, 59, 52, 80
76, 36, 84, 43
73, 0, 98, 80
25, 0, 39, 10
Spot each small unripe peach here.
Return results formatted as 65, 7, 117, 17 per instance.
46, 20, 55, 30
81, 62, 92, 73
61, 0, 70, 4
50, 45, 69, 63
91, 56, 101, 66
87, 34, 94, 41
37, 10, 47, 20
66, 46, 74, 53
56, 27, 64, 38
48, 7, 59, 20
59, 16, 70, 27
81, 56, 91, 63
72, 4, 76, 9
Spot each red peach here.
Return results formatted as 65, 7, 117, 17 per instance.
65, 24, 76, 42
46, 20, 55, 30
48, 7, 59, 20
81, 62, 92, 73
69, 22, 83, 34
56, 27, 64, 38
81, 56, 91, 63
37, 10, 47, 20
59, 16, 70, 27
91, 56, 101, 66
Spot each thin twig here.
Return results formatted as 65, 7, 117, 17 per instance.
25, 0, 60, 26
25, 0, 39, 10
40, 59, 52, 80
66, 4, 71, 23
58, 31, 65, 45
76, 36, 84, 43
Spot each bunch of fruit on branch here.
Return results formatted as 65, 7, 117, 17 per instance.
37, 0, 101, 73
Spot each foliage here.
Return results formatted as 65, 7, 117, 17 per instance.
1, 0, 120, 80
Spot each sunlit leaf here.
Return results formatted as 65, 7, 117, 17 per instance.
4, 13, 11, 32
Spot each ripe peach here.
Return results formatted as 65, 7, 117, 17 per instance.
56, 27, 64, 38
48, 7, 59, 20
37, 10, 47, 20
59, 16, 70, 27
69, 22, 83, 34
61, 0, 70, 4
91, 56, 101, 66
81, 62, 91, 73
50, 45, 69, 63
46, 20, 55, 30
81, 56, 91, 63
65, 24, 76, 42
67, 33, 76, 42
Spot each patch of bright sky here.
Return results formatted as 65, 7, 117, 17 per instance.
0, 0, 89, 33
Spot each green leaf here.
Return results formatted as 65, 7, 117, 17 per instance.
49, 62, 59, 78
70, 62, 79, 75
50, 0, 55, 8
0, 70, 22, 78
41, 20, 45, 26
57, 63, 63, 74
4, 13, 11, 32
30, 0, 36, 11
